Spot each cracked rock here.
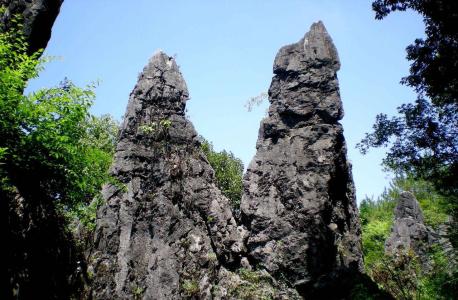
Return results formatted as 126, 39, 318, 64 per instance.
240, 21, 364, 297
90, 51, 246, 299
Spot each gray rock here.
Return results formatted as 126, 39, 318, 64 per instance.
90, 51, 247, 299
385, 191, 456, 270
385, 192, 430, 257
393, 191, 425, 222
0, 0, 63, 54
240, 21, 364, 296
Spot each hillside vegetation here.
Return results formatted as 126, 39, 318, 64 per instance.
360, 177, 457, 299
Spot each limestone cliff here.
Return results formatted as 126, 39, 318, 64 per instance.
385, 192, 430, 257
90, 52, 248, 299
240, 21, 364, 297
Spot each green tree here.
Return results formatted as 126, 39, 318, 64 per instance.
200, 138, 244, 210
0, 19, 118, 224
1, 16, 118, 299
358, 0, 458, 244
360, 176, 456, 299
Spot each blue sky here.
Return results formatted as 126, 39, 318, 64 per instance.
27, 0, 425, 202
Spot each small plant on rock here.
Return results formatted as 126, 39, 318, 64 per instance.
182, 279, 199, 297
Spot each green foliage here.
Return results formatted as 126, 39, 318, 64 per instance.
228, 269, 275, 300
132, 285, 144, 299
419, 245, 458, 299
361, 176, 456, 299
81, 114, 118, 155
361, 0, 458, 246
139, 118, 172, 137
182, 279, 199, 297
0, 23, 118, 230
61, 195, 104, 233
206, 252, 218, 263
371, 250, 422, 300
370, 247, 458, 300
372, 0, 458, 108
360, 204, 393, 269
200, 138, 243, 209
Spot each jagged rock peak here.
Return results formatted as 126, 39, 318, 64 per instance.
274, 21, 340, 76
90, 51, 249, 299
142, 51, 188, 96
267, 21, 344, 125
394, 191, 425, 222
385, 191, 429, 254
133, 50, 188, 108
386, 192, 456, 272
385, 191, 436, 272
241, 22, 364, 298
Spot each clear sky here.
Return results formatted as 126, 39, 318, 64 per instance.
27, 0, 425, 203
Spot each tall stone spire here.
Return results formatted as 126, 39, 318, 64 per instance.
90, 52, 247, 299
385, 192, 432, 265
241, 21, 364, 297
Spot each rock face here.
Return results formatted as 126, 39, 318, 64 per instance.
385, 192, 436, 264
0, 0, 63, 54
90, 52, 248, 299
240, 21, 363, 296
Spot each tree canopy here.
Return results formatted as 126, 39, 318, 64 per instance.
358, 0, 458, 229
0, 23, 118, 213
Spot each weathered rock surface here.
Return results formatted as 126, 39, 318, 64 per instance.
90, 51, 250, 299
385, 192, 429, 255
385, 191, 456, 269
0, 0, 63, 54
240, 21, 364, 297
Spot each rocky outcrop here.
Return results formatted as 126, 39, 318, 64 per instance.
385, 191, 456, 270
90, 52, 250, 299
385, 192, 430, 258
0, 0, 63, 54
240, 21, 364, 297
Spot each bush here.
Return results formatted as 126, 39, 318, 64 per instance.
360, 176, 455, 299
200, 138, 243, 210
0, 22, 118, 230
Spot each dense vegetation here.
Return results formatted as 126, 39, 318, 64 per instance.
360, 177, 457, 299
358, 0, 458, 246
1, 12, 120, 299
0, 18, 118, 231
200, 138, 244, 210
